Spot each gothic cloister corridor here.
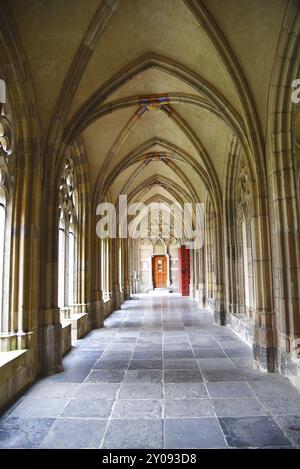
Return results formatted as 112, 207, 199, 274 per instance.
0, 0, 300, 454
1, 292, 299, 449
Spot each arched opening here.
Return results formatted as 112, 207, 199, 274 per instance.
241, 215, 254, 317
118, 241, 123, 294
205, 199, 216, 312
56, 151, 92, 350
68, 228, 75, 306
57, 156, 79, 324
58, 215, 65, 309
105, 239, 110, 300
242, 216, 250, 310
100, 237, 110, 302
0, 88, 13, 344
0, 187, 6, 324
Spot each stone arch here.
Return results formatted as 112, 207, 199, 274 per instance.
266, 1, 300, 384
88, 101, 221, 211
224, 136, 265, 357
0, 156, 13, 340
293, 105, 300, 216
55, 139, 91, 351
0, 5, 43, 398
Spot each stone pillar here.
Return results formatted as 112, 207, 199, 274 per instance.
198, 247, 206, 307
265, 24, 300, 380
251, 209, 276, 372
39, 183, 63, 375
91, 289, 102, 328
90, 223, 104, 328
111, 238, 122, 310
123, 239, 130, 299
189, 248, 195, 298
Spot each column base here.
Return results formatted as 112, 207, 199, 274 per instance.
90, 298, 114, 328
207, 297, 226, 325
226, 310, 254, 347
112, 286, 122, 311
253, 344, 276, 373
90, 299, 104, 328
38, 321, 62, 376
275, 335, 300, 390
196, 286, 206, 308
253, 310, 276, 372
61, 323, 72, 356
101, 299, 113, 321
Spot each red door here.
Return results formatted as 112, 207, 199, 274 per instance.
152, 255, 167, 288
178, 246, 190, 296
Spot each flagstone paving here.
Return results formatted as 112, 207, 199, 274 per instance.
1, 292, 300, 449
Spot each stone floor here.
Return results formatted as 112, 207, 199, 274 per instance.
1, 292, 300, 449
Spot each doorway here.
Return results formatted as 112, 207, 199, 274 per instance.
152, 255, 167, 288
178, 245, 190, 296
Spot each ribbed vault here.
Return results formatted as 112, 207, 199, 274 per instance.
1, 0, 299, 394
6, 0, 286, 228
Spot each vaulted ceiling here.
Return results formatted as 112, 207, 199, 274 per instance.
9, 0, 288, 218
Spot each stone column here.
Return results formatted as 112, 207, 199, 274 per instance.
111, 238, 122, 310
123, 239, 130, 299
198, 246, 206, 307
189, 248, 195, 298
39, 182, 63, 375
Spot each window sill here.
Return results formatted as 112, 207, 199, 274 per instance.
0, 349, 28, 368
0, 349, 29, 386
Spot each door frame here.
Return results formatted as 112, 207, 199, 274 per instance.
151, 254, 170, 289
178, 246, 190, 296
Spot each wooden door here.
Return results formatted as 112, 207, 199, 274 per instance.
178, 246, 190, 296
152, 255, 167, 288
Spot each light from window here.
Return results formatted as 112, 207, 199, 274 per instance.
58, 227, 65, 308
0, 201, 5, 321
68, 231, 74, 305
106, 239, 109, 293
101, 239, 105, 292
119, 242, 122, 291
242, 217, 250, 308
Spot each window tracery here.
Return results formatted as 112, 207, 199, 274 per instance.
58, 156, 78, 309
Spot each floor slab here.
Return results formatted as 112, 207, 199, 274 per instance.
1, 292, 300, 448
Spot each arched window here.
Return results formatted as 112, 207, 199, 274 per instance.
0, 186, 6, 322
205, 199, 216, 304
241, 212, 254, 317
68, 229, 75, 305
100, 238, 110, 301
58, 157, 78, 310
58, 216, 65, 308
0, 79, 13, 335
242, 216, 250, 309
119, 241, 122, 292
105, 239, 109, 295
101, 239, 105, 293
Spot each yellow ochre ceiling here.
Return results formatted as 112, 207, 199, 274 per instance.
8, 0, 288, 209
